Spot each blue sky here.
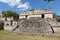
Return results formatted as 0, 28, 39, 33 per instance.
0, 0, 60, 15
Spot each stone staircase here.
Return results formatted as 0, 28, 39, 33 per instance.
45, 18, 60, 32
12, 18, 60, 34
13, 18, 54, 34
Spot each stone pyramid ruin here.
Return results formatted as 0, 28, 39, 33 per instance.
13, 18, 55, 34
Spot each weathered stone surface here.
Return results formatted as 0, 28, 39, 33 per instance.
14, 18, 53, 34
0, 20, 4, 30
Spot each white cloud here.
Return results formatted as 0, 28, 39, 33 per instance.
0, 0, 21, 6
0, 0, 31, 10
17, 2, 31, 10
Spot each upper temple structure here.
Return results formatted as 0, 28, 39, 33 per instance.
19, 9, 53, 19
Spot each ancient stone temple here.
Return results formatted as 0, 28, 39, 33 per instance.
19, 9, 53, 19
13, 9, 54, 34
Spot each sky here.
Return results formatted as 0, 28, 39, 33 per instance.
0, 0, 60, 15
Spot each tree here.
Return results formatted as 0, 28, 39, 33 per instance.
2, 11, 5, 14
30, 9, 34, 11
2, 11, 17, 17
53, 13, 60, 22
2, 10, 19, 21
44, 0, 54, 2
2, 11, 5, 17
13, 13, 19, 21
30, 9, 35, 14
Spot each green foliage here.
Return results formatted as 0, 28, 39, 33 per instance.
30, 9, 34, 11
2, 11, 18, 17
44, 0, 54, 2
2, 11, 5, 14
0, 30, 60, 40
2, 10, 19, 21
57, 18, 60, 22
53, 13, 60, 22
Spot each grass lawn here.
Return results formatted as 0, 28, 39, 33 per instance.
0, 30, 60, 40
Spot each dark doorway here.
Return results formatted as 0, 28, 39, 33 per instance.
25, 15, 28, 18
42, 14, 44, 18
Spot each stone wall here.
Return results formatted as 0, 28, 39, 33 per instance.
4, 21, 18, 30
0, 20, 4, 30
19, 10, 53, 19
19, 15, 26, 19
27, 15, 41, 19
14, 18, 53, 34
45, 14, 53, 19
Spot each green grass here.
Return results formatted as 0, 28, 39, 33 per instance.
0, 30, 8, 33
56, 32, 60, 34
0, 30, 60, 40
